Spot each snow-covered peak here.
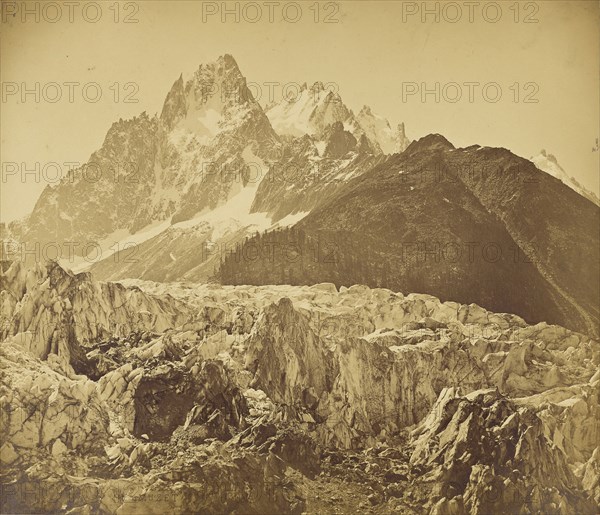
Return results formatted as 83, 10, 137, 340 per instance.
162, 54, 266, 144
356, 105, 411, 154
356, 105, 394, 154
531, 150, 599, 206
266, 82, 352, 138
358, 105, 373, 117
267, 90, 410, 156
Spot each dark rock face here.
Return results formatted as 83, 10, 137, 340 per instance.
160, 74, 186, 130
133, 359, 247, 442
133, 364, 196, 441
322, 121, 357, 159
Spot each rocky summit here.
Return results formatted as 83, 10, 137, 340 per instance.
1, 260, 598, 514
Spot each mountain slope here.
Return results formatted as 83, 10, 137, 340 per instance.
14, 55, 281, 250
218, 135, 600, 338
249, 122, 387, 223
89, 122, 388, 281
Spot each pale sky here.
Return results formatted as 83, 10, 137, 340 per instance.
1, 0, 599, 223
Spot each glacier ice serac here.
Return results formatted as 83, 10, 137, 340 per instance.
0, 260, 599, 513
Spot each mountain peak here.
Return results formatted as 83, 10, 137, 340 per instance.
532, 150, 600, 206
405, 133, 455, 154
189, 54, 245, 90
266, 81, 353, 138
353, 106, 411, 154
219, 53, 239, 67
311, 81, 326, 93
160, 74, 186, 127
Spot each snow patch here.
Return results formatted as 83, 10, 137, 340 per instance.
275, 211, 310, 227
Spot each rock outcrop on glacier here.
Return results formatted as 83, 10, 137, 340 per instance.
1, 261, 598, 514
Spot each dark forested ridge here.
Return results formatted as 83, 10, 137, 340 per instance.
218, 136, 600, 338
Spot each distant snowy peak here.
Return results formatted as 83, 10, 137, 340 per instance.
265, 81, 352, 138
266, 87, 410, 155
356, 105, 411, 154
532, 150, 599, 206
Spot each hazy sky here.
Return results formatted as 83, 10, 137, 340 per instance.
1, 0, 599, 223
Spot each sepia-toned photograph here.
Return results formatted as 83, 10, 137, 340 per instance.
1, 1, 599, 513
